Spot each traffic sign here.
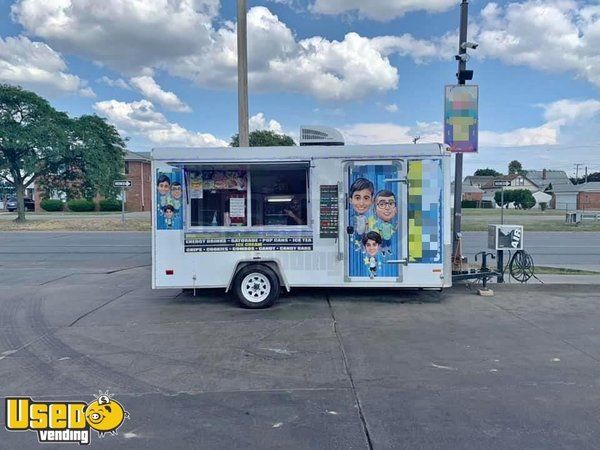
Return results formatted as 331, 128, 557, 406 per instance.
493, 180, 511, 187
113, 180, 132, 188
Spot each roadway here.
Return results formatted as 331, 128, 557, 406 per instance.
462, 231, 600, 271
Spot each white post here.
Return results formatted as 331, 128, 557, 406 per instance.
121, 187, 126, 225
237, 0, 249, 147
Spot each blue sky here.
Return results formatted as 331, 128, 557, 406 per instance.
1, 0, 600, 177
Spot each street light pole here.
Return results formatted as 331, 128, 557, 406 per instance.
452, 0, 469, 268
237, 0, 250, 148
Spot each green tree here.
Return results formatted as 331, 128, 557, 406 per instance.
230, 130, 295, 147
494, 190, 514, 208
38, 115, 126, 200
512, 189, 536, 209
474, 168, 502, 176
0, 85, 127, 221
508, 160, 522, 174
0, 85, 71, 222
74, 115, 126, 198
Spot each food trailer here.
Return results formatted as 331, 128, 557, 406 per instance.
152, 144, 452, 308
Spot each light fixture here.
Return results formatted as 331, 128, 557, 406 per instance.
267, 196, 293, 203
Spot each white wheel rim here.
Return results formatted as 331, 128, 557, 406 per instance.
241, 273, 271, 303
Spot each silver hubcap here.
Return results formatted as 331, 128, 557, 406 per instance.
241, 273, 271, 303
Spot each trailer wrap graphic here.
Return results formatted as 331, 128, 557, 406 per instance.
408, 159, 443, 263
184, 232, 313, 252
347, 164, 400, 279
156, 169, 184, 230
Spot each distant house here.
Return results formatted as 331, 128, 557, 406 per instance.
33, 150, 151, 212
552, 183, 579, 210
450, 182, 484, 206
532, 191, 552, 209
575, 182, 600, 210
526, 169, 571, 193
479, 173, 539, 193
552, 182, 600, 211
124, 151, 152, 212
463, 175, 496, 189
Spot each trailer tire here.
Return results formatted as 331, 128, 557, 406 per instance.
233, 265, 280, 309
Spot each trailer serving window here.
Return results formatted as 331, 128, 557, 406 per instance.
184, 164, 309, 229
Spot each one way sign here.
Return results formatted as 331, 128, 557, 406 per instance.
114, 180, 132, 188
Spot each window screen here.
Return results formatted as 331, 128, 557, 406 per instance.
185, 165, 309, 228
188, 169, 248, 227
250, 167, 308, 226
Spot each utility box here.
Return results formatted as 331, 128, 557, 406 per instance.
488, 224, 524, 251
565, 211, 581, 224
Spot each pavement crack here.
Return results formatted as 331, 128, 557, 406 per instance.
68, 288, 137, 327
40, 273, 76, 286
326, 293, 374, 450
106, 264, 151, 274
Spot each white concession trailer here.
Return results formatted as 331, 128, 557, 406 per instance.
152, 144, 452, 308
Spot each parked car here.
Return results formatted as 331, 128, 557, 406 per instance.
5, 197, 35, 212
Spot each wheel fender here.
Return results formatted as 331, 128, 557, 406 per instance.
226, 259, 289, 293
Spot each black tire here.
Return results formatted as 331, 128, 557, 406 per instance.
233, 264, 280, 309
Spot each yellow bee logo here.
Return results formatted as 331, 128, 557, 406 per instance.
85, 392, 129, 437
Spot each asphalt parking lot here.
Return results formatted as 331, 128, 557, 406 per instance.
1, 232, 600, 449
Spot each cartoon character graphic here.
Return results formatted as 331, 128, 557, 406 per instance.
162, 204, 175, 228
362, 231, 382, 279
369, 190, 397, 256
169, 181, 182, 211
85, 392, 129, 437
349, 178, 374, 247
157, 174, 171, 207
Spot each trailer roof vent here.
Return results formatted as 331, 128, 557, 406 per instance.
299, 126, 345, 146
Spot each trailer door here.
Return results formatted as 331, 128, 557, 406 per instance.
345, 160, 407, 282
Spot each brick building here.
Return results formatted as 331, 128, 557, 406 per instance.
552, 182, 600, 210
576, 183, 600, 210
124, 151, 151, 212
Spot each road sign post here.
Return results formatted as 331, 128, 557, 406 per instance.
501, 188, 504, 224
113, 180, 132, 225
493, 180, 511, 283
493, 180, 511, 225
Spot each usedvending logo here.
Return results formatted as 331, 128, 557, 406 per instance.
5, 391, 130, 445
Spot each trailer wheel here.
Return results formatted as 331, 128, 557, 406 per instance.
233, 265, 280, 309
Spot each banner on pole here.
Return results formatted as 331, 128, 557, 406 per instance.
444, 85, 478, 153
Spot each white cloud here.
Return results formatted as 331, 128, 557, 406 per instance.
343, 97, 600, 148
542, 99, 600, 124
170, 8, 400, 100
310, 0, 457, 20
481, 98, 600, 146
129, 75, 191, 112
384, 103, 398, 113
13, 3, 403, 101
342, 121, 442, 145
0, 35, 93, 97
371, 34, 441, 63
11, 0, 220, 72
479, 124, 558, 147
472, 1, 600, 88
98, 76, 130, 90
93, 99, 226, 147
249, 112, 283, 134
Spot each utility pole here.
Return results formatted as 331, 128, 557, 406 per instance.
237, 0, 250, 147
574, 163, 583, 184
452, 0, 470, 267
585, 166, 588, 184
